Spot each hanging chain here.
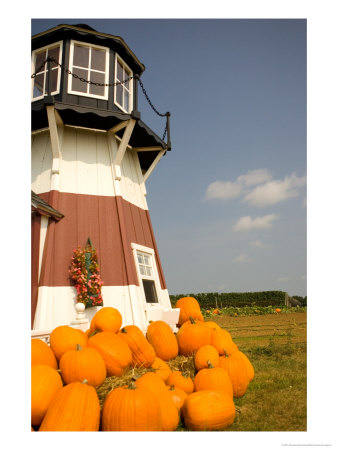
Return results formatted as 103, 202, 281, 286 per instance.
31, 56, 133, 87
31, 56, 170, 145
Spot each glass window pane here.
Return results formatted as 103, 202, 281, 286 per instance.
146, 268, 152, 277
50, 69, 58, 93
137, 254, 143, 264
73, 45, 89, 68
48, 46, 60, 68
143, 255, 150, 266
35, 51, 46, 73
33, 73, 45, 97
91, 49, 105, 71
143, 280, 158, 303
140, 266, 146, 276
116, 60, 123, 81
116, 84, 123, 106
71, 68, 88, 93
124, 90, 129, 111
89, 71, 105, 96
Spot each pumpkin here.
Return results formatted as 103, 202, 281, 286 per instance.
151, 357, 171, 382
181, 390, 236, 431
167, 385, 188, 415
218, 350, 250, 398
89, 306, 122, 334
101, 382, 162, 431
237, 350, 254, 381
59, 344, 106, 387
203, 321, 222, 331
135, 372, 179, 431
50, 325, 88, 361
166, 370, 194, 394
118, 325, 156, 368
146, 320, 178, 360
31, 365, 63, 427
275, 308, 281, 313
176, 317, 211, 356
210, 328, 238, 356
213, 308, 220, 315
39, 381, 100, 431
31, 338, 57, 369
193, 361, 233, 398
194, 345, 220, 371
175, 296, 204, 327
88, 331, 132, 376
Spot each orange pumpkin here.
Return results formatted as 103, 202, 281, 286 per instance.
119, 325, 156, 368
182, 390, 236, 431
237, 350, 254, 381
88, 331, 132, 376
146, 320, 178, 361
166, 370, 194, 394
194, 344, 220, 371
89, 306, 122, 334
31, 338, 57, 369
101, 383, 162, 431
213, 308, 220, 315
167, 385, 188, 415
135, 372, 179, 431
193, 362, 233, 398
176, 318, 211, 356
151, 357, 171, 382
210, 328, 238, 356
59, 344, 106, 387
31, 365, 63, 427
50, 325, 88, 361
39, 381, 100, 431
203, 321, 222, 331
218, 350, 250, 398
175, 296, 204, 327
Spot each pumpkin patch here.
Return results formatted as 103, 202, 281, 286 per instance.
31, 299, 255, 431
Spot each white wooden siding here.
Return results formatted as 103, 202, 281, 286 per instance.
32, 126, 148, 210
31, 131, 53, 194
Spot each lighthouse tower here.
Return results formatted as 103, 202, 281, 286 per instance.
31, 24, 178, 333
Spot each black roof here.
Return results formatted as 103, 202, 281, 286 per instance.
31, 191, 64, 220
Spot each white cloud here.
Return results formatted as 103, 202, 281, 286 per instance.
233, 253, 252, 263
205, 168, 272, 201
250, 240, 263, 248
243, 173, 306, 207
237, 168, 272, 187
204, 180, 242, 201
233, 214, 278, 232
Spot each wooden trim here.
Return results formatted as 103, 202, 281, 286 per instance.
113, 119, 136, 180
143, 150, 166, 182
134, 146, 163, 152
31, 213, 41, 328
46, 105, 62, 174
109, 120, 129, 134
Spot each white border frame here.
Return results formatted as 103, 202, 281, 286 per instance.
67, 40, 110, 100
31, 40, 63, 102
114, 53, 133, 113
131, 243, 163, 308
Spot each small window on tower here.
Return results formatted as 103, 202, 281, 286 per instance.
136, 251, 159, 304
31, 42, 62, 100
114, 55, 133, 113
68, 40, 109, 100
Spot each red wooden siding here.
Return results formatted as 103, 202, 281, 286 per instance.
31, 213, 41, 327
38, 191, 167, 290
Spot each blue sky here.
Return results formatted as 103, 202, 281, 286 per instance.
32, 18, 307, 297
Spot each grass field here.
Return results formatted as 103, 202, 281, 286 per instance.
206, 311, 307, 431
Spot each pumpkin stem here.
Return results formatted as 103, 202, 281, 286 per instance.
224, 349, 229, 358
82, 379, 88, 384
189, 316, 196, 324
127, 381, 138, 390
207, 359, 214, 369
76, 344, 83, 351
120, 328, 127, 334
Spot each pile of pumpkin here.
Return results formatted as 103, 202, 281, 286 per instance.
31, 296, 254, 431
